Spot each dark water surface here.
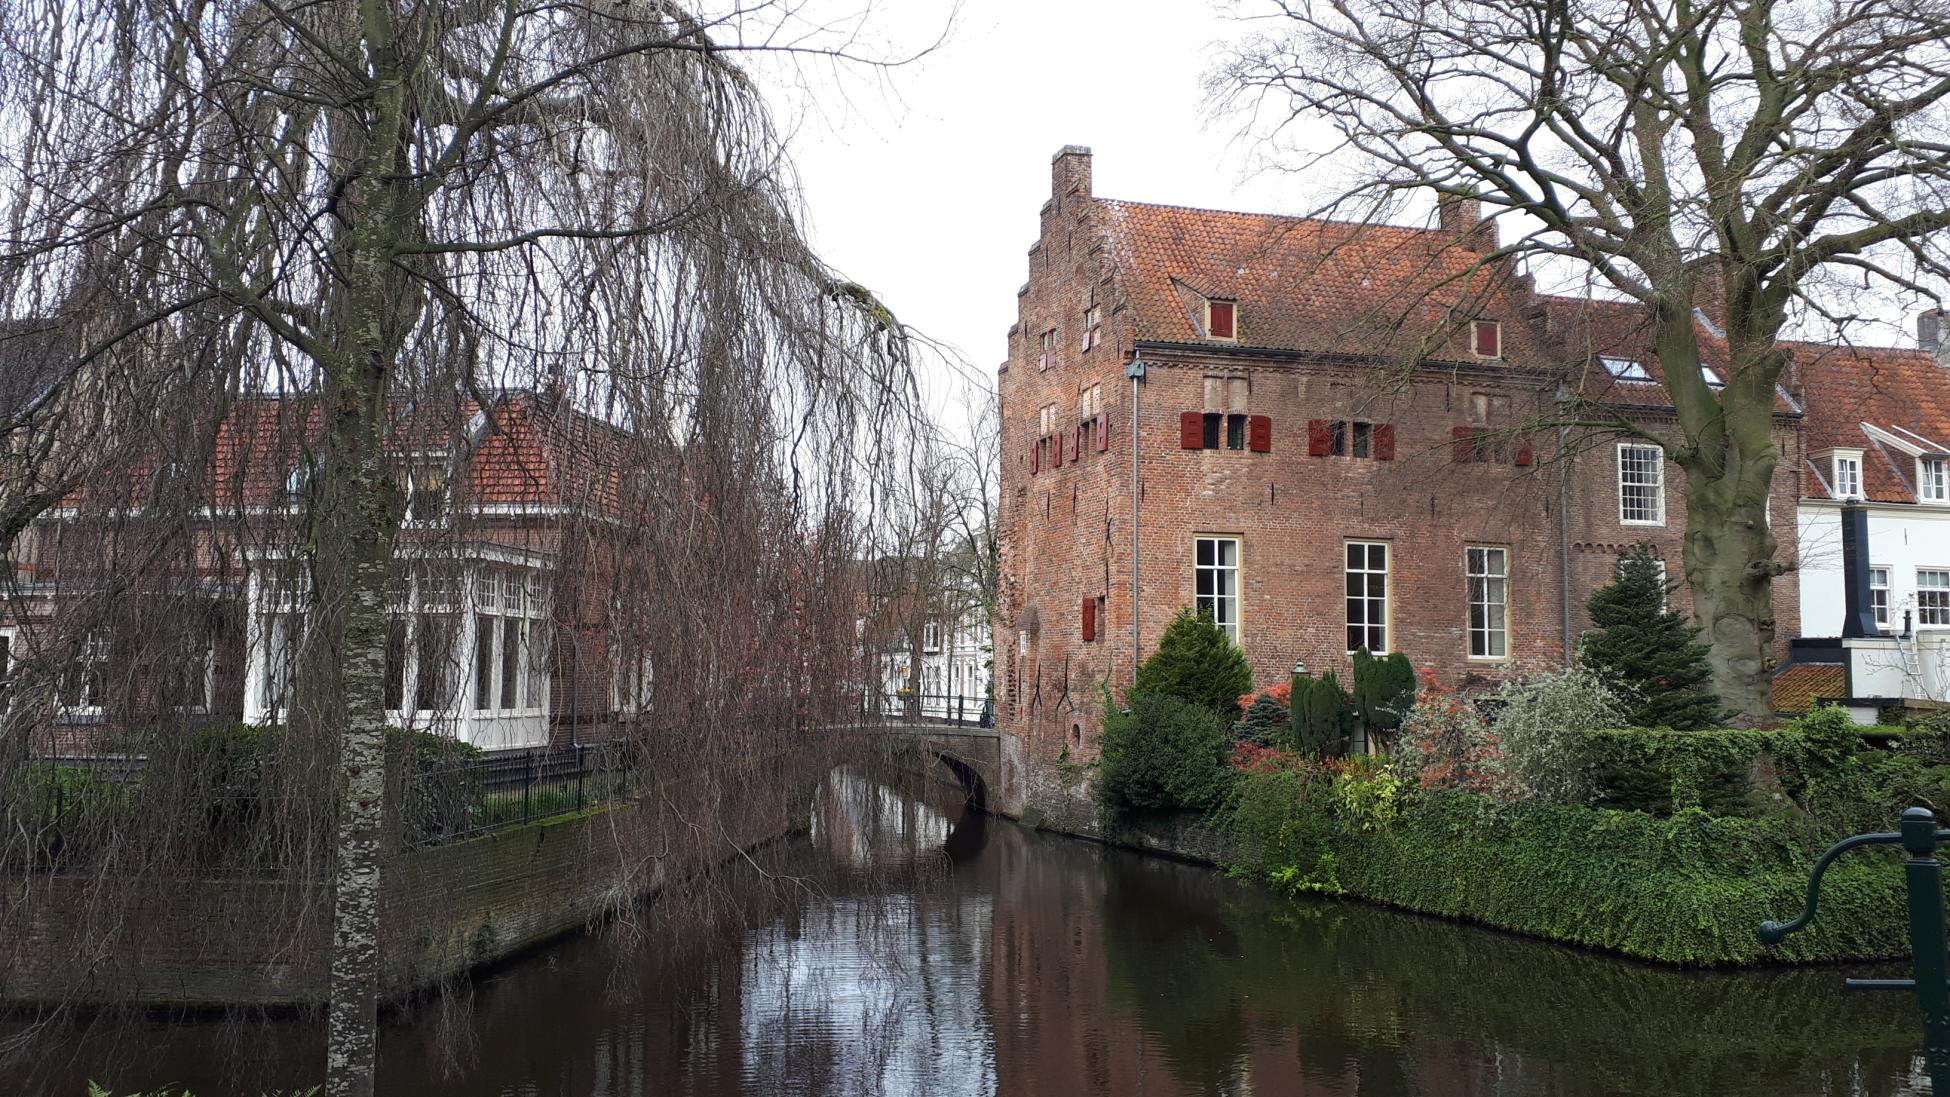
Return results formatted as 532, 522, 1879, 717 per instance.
6, 769, 1931, 1096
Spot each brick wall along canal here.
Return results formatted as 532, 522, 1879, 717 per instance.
5, 766, 1927, 1096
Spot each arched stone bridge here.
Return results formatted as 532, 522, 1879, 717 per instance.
859, 723, 1002, 812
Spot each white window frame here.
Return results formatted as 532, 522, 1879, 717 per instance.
1194, 535, 1242, 645
400, 453, 453, 524
921, 620, 942, 652
1466, 546, 1510, 660
1038, 329, 1055, 371
59, 628, 109, 717
1831, 451, 1864, 500
1600, 355, 1651, 381
1919, 569, 1950, 628
1081, 304, 1101, 351
1870, 565, 1891, 631
1920, 457, 1949, 504
1617, 443, 1667, 526
1345, 541, 1390, 654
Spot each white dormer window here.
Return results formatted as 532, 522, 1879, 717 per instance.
1601, 356, 1651, 381
1205, 299, 1237, 341
1921, 457, 1948, 503
1701, 365, 1726, 388
1830, 451, 1864, 500
1472, 319, 1502, 359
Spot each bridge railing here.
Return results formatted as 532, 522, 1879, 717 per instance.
861, 692, 994, 728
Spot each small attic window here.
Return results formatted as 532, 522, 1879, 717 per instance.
1701, 365, 1725, 388
1472, 319, 1502, 359
1601, 356, 1651, 381
1206, 300, 1237, 341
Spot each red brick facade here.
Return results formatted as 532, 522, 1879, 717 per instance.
996, 147, 1804, 771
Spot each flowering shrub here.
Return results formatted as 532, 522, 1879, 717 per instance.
1485, 665, 1624, 803
1392, 669, 1500, 792
1236, 681, 1292, 714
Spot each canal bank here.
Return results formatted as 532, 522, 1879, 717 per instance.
5, 767, 1924, 1097
1002, 746, 1923, 967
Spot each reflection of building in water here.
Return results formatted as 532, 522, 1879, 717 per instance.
810, 768, 955, 869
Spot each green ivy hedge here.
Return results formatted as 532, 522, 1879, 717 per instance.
1223, 776, 1917, 965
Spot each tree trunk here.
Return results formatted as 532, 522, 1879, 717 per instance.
1675, 401, 1782, 721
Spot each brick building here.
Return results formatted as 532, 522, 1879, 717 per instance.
994, 146, 1805, 812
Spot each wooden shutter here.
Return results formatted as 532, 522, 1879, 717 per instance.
1307, 419, 1332, 456
1097, 415, 1111, 452
1180, 411, 1204, 449
1053, 430, 1064, 467
1452, 426, 1476, 463
1247, 414, 1272, 453
1081, 597, 1097, 642
1514, 442, 1534, 467
1030, 443, 1039, 474
1373, 423, 1397, 461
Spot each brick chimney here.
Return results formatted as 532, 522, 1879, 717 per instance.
1919, 308, 1950, 366
1052, 145, 1092, 210
1437, 194, 1495, 253
1686, 254, 1727, 331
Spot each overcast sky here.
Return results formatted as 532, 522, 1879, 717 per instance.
754, 1, 1306, 424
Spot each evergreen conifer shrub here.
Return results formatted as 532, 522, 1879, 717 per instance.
1132, 607, 1253, 719
1234, 692, 1293, 748
1291, 672, 1352, 756
1100, 694, 1235, 815
1579, 547, 1721, 729
1351, 648, 1416, 749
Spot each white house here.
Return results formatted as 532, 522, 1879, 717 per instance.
876, 605, 993, 724
1789, 320, 1950, 715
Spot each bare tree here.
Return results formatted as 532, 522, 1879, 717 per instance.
1215, 0, 1950, 715
0, 1, 932, 1092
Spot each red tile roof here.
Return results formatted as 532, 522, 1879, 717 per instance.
1772, 662, 1846, 713
1096, 200, 1550, 366
1792, 342, 1950, 504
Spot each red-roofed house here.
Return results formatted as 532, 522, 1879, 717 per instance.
1791, 332, 1950, 711
3, 390, 654, 751
994, 147, 1807, 819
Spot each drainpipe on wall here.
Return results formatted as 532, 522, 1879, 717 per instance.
1555, 386, 1574, 664
1127, 355, 1147, 691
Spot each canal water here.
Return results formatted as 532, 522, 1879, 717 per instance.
7, 768, 1930, 1096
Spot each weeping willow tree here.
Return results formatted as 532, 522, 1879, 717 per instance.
0, 1, 930, 1092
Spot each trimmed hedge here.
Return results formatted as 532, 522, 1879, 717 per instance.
1224, 775, 1917, 965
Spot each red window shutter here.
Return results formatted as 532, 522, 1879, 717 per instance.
1053, 431, 1064, 467
1081, 596, 1097, 642
1373, 423, 1397, 461
1307, 419, 1331, 457
1452, 426, 1476, 463
1180, 411, 1204, 449
1097, 415, 1111, 452
1247, 414, 1272, 453
1030, 443, 1039, 474
1514, 442, 1534, 466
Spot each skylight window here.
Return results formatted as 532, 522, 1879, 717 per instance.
1702, 366, 1725, 388
1601, 356, 1651, 381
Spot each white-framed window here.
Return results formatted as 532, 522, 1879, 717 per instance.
257, 563, 310, 718
0, 626, 14, 713
1038, 329, 1055, 370
612, 645, 653, 714
921, 620, 942, 652
1601, 355, 1651, 381
60, 629, 109, 715
1194, 536, 1241, 644
471, 570, 550, 715
1078, 382, 1104, 451
1618, 443, 1666, 525
1870, 565, 1891, 630
1472, 318, 1502, 359
1832, 453, 1863, 499
1082, 302, 1102, 351
1920, 569, 1950, 627
1346, 541, 1389, 653
1920, 457, 1948, 504
1466, 546, 1509, 659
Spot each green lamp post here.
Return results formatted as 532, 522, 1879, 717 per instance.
1759, 806, 1950, 1092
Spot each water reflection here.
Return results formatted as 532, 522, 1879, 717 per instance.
2, 768, 1930, 1096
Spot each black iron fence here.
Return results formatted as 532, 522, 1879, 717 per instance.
11, 742, 641, 869
862, 693, 994, 728
400, 742, 637, 846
